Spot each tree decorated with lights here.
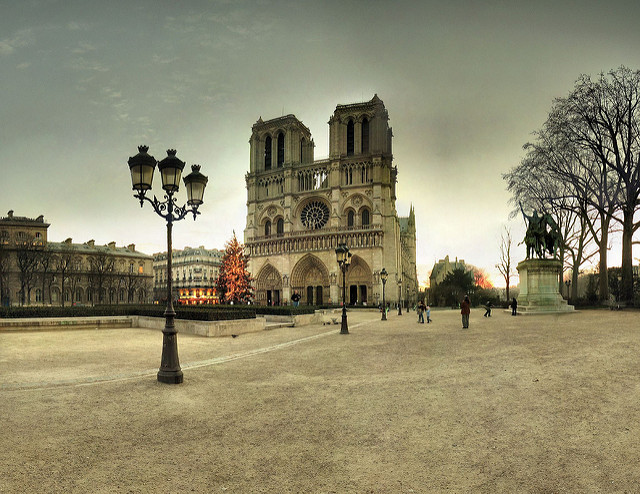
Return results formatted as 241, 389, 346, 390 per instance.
215, 231, 253, 304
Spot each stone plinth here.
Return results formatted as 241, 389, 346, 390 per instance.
516, 259, 574, 314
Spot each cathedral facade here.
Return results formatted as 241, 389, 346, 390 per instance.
244, 95, 417, 307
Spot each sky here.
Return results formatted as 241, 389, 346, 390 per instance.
3, 0, 640, 288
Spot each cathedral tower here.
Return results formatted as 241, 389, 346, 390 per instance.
244, 95, 416, 306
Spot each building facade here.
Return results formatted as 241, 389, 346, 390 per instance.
244, 95, 418, 307
153, 246, 223, 304
429, 255, 467, 287
0, 211, 153, 306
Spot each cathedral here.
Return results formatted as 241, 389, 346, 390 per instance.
243, 95, 417, 307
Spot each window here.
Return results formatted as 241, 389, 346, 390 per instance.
362, 117, 369, 153
277, 132, 284, 167
347, 210, 355, 228
361, 209, 370, 227
129, 263, 134, 273
300, 138, 305, 162
265, 220, 271, 237
347, 120, 354, 156
277, 218, 284, 237
264, 136, 272, 170
35, 289, 42, 303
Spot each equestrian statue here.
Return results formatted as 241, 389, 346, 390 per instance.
520, 204, 562, 259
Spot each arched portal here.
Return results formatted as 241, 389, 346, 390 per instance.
346, 255, 373, 305
291, 254, 330, 305
255, 263, 283, 305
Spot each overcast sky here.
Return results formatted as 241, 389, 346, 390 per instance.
3, 0, 640, 287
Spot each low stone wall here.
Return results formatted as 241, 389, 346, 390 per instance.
265, 312, 324, 327
132, 316, 267, 337
0, 316, 133, 332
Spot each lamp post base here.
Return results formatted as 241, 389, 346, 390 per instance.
157, 369, 184, 384
340, 307, 349, 334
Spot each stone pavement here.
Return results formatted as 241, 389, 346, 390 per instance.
2, 308, 640, 493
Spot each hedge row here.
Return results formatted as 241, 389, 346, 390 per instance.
0, 305, 257, 321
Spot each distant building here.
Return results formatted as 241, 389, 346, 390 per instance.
243, 95, 418, 307
153, 246, 223, 305
429, 255, 467, 287
0, 211, 153, 306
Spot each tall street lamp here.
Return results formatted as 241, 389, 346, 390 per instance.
397, 277, 403, 315
565, 279, 571, 302
335, 243, 351, 334
380, 268, 388, 321
128, 145, 208, 384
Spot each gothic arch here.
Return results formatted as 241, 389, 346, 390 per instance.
290, 254, 330, 305
255, 263, 283, 305
345, 255, 373, 305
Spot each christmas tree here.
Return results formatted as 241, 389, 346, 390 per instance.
215, 231, 253, 304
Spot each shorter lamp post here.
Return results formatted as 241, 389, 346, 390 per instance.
380, 268, 388, 321
335, 243, 351, 334
397, 277, 403, 315
128, 145, 208, 384
565, 279, 571, 301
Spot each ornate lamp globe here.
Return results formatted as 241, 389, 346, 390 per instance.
183, 164, 208, 206
128, 145, 156, 193
335, 243, 351, 265
380, 267, 388, 283
158, 149, 186, 193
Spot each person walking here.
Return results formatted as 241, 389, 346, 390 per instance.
291, 291, 301, 307
511, 297, 518, 316
461, 295, 471, 329
426, 305, 431, 323
417, 300, 426, 323
484, 300, 492, 317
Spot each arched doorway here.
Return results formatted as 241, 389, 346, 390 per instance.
291, 254, 330, 306
346, 255, 372, 305
255, 263, 283, 305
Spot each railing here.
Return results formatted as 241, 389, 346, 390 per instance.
246, 226, 384, 257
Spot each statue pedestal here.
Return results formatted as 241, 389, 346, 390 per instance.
516, 259, 574, 314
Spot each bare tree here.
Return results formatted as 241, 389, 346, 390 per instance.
16, 236, 41, 305
55, 245, 77, 307
550, 67, 640, 304
496, 227, 515, 302
38, 248, 55, 305
88, 252, 115, 304
0, 243, 10, 306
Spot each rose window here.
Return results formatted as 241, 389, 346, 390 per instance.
300, 201, 330, 229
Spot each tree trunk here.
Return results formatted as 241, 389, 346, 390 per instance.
598, 218, 609, 303
621, 208, 635, 305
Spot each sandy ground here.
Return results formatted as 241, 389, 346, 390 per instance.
1, 308, 640, 493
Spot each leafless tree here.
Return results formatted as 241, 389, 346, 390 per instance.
0, 243, 10, 305
55, 247, 76, 307
496, 227, 515, 302
88, 252, 114, 304
38, 248, 55, 305
549, 67, 640, 303
16, 236, 41, 305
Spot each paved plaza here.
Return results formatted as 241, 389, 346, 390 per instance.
2, 308, 640, 493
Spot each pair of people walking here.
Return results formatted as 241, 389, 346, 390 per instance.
417, 301, 431, 324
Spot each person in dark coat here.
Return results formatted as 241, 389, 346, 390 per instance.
461, 295, 471, 329
511, 297, 518, 316
484, 301, 492, 317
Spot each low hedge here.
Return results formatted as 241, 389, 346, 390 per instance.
0, 304, 256, 321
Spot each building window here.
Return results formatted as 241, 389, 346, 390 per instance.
347, 120, 354, 156
35, 289, 43, 303
362, 117, 369, 153
138, 265, 144, 274
361, 209, 370, 227
300, 138, 305, 162
129, 263, 134, 273
265, 220, 271, 237
277, 132, 285, 167
347, 210, 355, 228
264, 136, 272, 170
277, 218, 284, 237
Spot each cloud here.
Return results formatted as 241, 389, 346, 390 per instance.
72, 42, 96, 54
68, 57, 109, 72
0, 29, 34, 56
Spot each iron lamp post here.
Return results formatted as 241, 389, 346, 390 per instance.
397, 277, 403, 315
335, 243, 351, 334
565, 279, 571, 302
380, 268, 388, 321
128, 145, 208, 384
